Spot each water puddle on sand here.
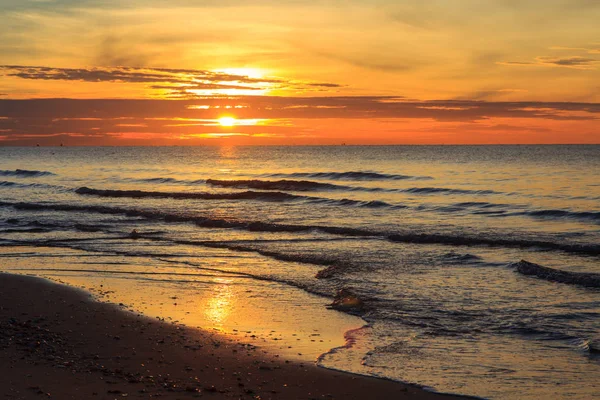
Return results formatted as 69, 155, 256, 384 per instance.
0, 246, 363, 363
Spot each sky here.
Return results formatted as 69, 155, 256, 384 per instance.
0, 0, 598, 145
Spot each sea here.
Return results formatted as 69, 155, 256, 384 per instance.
0, 145, 599, 399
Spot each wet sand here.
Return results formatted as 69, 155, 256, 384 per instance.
0, 273, 466, 400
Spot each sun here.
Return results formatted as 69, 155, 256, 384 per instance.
218, 116, 237, 127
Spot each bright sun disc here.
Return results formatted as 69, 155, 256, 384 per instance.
218, 117, 236, 126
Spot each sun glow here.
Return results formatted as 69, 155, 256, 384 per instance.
218, 116, 237, 126
215, 68, 265, 79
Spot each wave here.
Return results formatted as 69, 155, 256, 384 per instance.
0, 180, 59, 189
165, 239, 341, 269
124, 178, 509, 199
403, 187, 500, 195
78, 186, 597, 224
520, 209, 600, 223
265, 171, 432, 181
0, 227, 52, 234
386, 233, 600, 256
472, 210, 508, 216
154, 257, 336, 299
206, 178, 349, 192
4, 231, 340, 298
76, 186, 300, 202
1, 228, 348, 293
1, 217, 115, 234
75, 186, 398, 209
309, 197, 398, 209
450, 202, 600, 224
128, 177, 395, 193
453, 202, 500, 208
512, 260, 600, 288
0, 180, 22, 187
440, 252, 483, 263
0, 180, 19, 187
2, 200, 599, 256
138, 177, 185, 184
0, 169, 55, 177
583, 339, 600, 354
13, 267, 242, 280
132, 177, 205, 185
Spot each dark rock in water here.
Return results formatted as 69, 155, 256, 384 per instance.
330, 288, 364, 311
5, 218, 19, 224
512, 259, 600, 288
129, 229, 140, 239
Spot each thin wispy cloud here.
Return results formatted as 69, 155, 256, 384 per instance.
499, 56, 599, 70
0, 65, 342, 97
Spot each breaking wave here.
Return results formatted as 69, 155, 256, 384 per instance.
512, 260, 600, 288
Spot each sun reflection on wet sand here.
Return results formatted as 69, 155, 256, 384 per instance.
0, 246, 363, 362
204, 278, 234, 330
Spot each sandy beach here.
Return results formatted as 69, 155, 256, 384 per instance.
0, 273, 464, 399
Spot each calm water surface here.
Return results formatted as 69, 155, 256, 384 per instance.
1, 145, 599, 399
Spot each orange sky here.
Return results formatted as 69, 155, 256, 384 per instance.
0, 1, 598, 145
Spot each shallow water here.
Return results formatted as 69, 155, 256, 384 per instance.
1, 145, 599, 399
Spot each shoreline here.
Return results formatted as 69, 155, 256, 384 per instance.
0, 244, 366, 365
0, 272, 468, 399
